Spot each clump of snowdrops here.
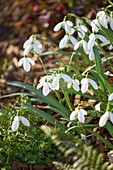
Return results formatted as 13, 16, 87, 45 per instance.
6, 2, 113, 149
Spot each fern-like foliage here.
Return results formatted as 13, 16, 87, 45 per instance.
51, 132, 113, 170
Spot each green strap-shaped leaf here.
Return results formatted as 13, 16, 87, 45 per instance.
22, 103, 65, 130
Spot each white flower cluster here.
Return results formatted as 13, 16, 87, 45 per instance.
54, 11, 113, 61
12, 115, 30, 131
95, 93, 113, 127
18, 35, 42, 72
37, 73, 98, 96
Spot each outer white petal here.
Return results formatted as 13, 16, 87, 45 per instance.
82, 40, 89, 53
88, 33, 95, 49
52, 76, 60, 90
88, 78, 98, 90
99, 111, 109, 127
109, 44, 113, 50
33, 38, 42, 48
89, 48, 95, 61
81, 78, 88, 93
69, 36, 77, 45
91, 19, 99, 33
19, 116, 30, 126
70, 110, 78, 120
18, 58, 24, 66
54, 22, 63, 31
110, 112, 113, 124
61, 74, 72, 83
24, 46, 31, 55
110, 18, 113, 30
97, 35, 108, 43
95, 102, 101, 111
108, 93, 113, 101
80, 109, 87, 115
23, 38, 32, 49
27, 58, 35, 65
80, 25, 88, 32
74, 41, 81, 50
23, 58, 30, 72
59, 35, 68, 49
64, 22, 72, 34
12, 116, 19, 131
72, 79, 79, 91
37, 82, 44, 89
43, 82, 50, 96
66, 20, 73, 27
33, 44, 42, 54
78, 110, 85, 123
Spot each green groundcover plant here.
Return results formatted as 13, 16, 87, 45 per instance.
0, 96, 61, 169
2, 0, 113, 152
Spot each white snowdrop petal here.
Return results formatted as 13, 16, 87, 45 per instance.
61, 74, 72, 83
97, 35, 108, 43
59, 35, 68, 49
54, 22, 63, 32
23, 58, 30, 72
23, 39, 32, 49
74, 41, 81, 50
18, 58, 24, 66
80, 25, 88, 32
88, 34, 95, 49
81, 78, 88, 93
27, 58, 35, 65
34, 44, 42, 54
66, 20, 73, 27
19, 116, 30, 126
72, 80, 79, 91
12, 116, 19, 131
69, 36, 77, 45
78, 111, 85, 123
108, 93, 113, 101
99, 111, 109, 127
43, 82, 50, 96
95, 102, 101, 111
52, 76, 60, 89
109, 44, 113, 50
110, 18, 113, 30
110, 112, 113, 124
24, 46, 31, 55
89, 49, 95, 61
70, 110, 78, 120
80, 109, 87, 115
33, 39, 42, 48
64, 22, 71, 34
89, 79, 98, 90
83, 40, 89, 53
81, 78, 87, 84
37, 82, 44, 89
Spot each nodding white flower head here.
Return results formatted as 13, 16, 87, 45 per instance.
70, 108, 87, 124
97, 11, 109, 29
12, 116, 30, 131
81, 78, 98, 93
90, 19, 100, 33
74, 40, 89, 54
67, 79, 80, 92
18, 57, 35, 72
23, 35, 42, 56
108, 93, 113, 102
59, 34, 77, 49
37, 75, 55, 96
99, 111, 113, 127
54, 20, 74, 35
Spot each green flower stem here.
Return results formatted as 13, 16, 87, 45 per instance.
55, 91, 62, 102
67, 52, 75, 72
33, 51, 48, 75
86, 128, 113, 149
61, 86, 73, 111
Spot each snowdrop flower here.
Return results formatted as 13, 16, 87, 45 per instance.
74, 39, 89, 54
59, 34, 77, 49
99, 111, 113, 127
37, 75, 55, 96
67, 79, 80, 91
81, 78, 98, 93
90, 19, 100, 33
52, 73, 73, 90
95, 102, 101, 112
54, 20, 74, 35
70, 108, 87, 123
23, 36, 42, 55
12, 116, 30, 131
18, 57, 35, 72
108, 93, 113, 101
97, 11, 109, 29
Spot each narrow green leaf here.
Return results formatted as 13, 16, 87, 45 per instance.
22, 103, 65, 130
